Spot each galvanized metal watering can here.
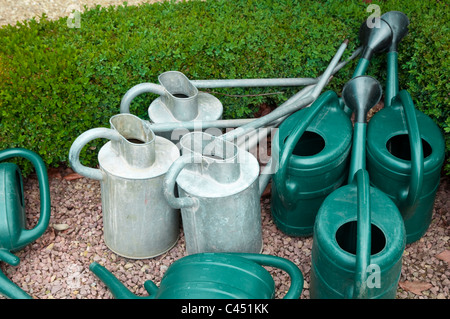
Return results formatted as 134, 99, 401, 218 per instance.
161, 40, 351, 254
0, 148, 50, 299
157, 40, 350, 252
163, 132, 262, 254
366, 11, 446, 244
69, 114, 180, 259
89, 252, 304, 299
309, 76, 406, 299
120, 71, 223, 142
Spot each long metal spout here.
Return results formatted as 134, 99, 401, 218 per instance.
121, 45, 362, 135
221, 39, 349, 143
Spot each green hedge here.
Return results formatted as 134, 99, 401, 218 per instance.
0, 0, 448, 175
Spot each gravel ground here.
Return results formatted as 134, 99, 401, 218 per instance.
0, 0, 449, 300
0, 166, 448, 299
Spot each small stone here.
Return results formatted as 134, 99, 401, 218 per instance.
52, 223, 70, 231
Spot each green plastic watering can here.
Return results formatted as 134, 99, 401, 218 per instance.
310, 76, 406, 299
270, 91, 352, 236
0, 148, 50, 299
366, 11, 446, 243
269, 17, 393, 237
90, 253, 304, 299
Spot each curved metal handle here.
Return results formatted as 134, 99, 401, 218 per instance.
277, 91, 336, 200
0, 148, 51, 248
89, 262, 157, 299
68, 127, 122, 181
163, 153, 200, 209
395, 90, 424, 217
352, 169, 372, 299
230, 253, 304, 299
120, 83, 166, 114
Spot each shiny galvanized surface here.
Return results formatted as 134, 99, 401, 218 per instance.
164, 132, 262, 254
121, 71, 223, 142
69, 114, 180, 259
120, 43, 361, 141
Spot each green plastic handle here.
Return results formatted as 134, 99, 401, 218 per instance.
394, 91, 424, 217
90, 253, 304, 300
348, 123, 367, 183
352, 169, 372, 299
229, 253, 304, 299
277, 91, 336, 202
0, 148, 51, 249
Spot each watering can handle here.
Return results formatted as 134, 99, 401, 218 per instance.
68, 127, 122, 181
120, 83, 166, 114
229, 253, 304, 299
395, 90, 424, 215
0, 148, 51, 248
350, 169, 372, 299
277, 91, 336, 196
163, 153, 200, 209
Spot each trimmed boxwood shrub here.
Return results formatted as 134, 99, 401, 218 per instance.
0, 0, 448, 174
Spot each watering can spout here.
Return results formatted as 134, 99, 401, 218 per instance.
381, 11, 410, 52
0, 249, 32, 299
358, 19, 392, 61
342, 76, 382, 124
342, 76, 382, 182
351, 18, 392, 78
381, 11, 409, 107
0, 270, 32, 299
89, 262, 157, 299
